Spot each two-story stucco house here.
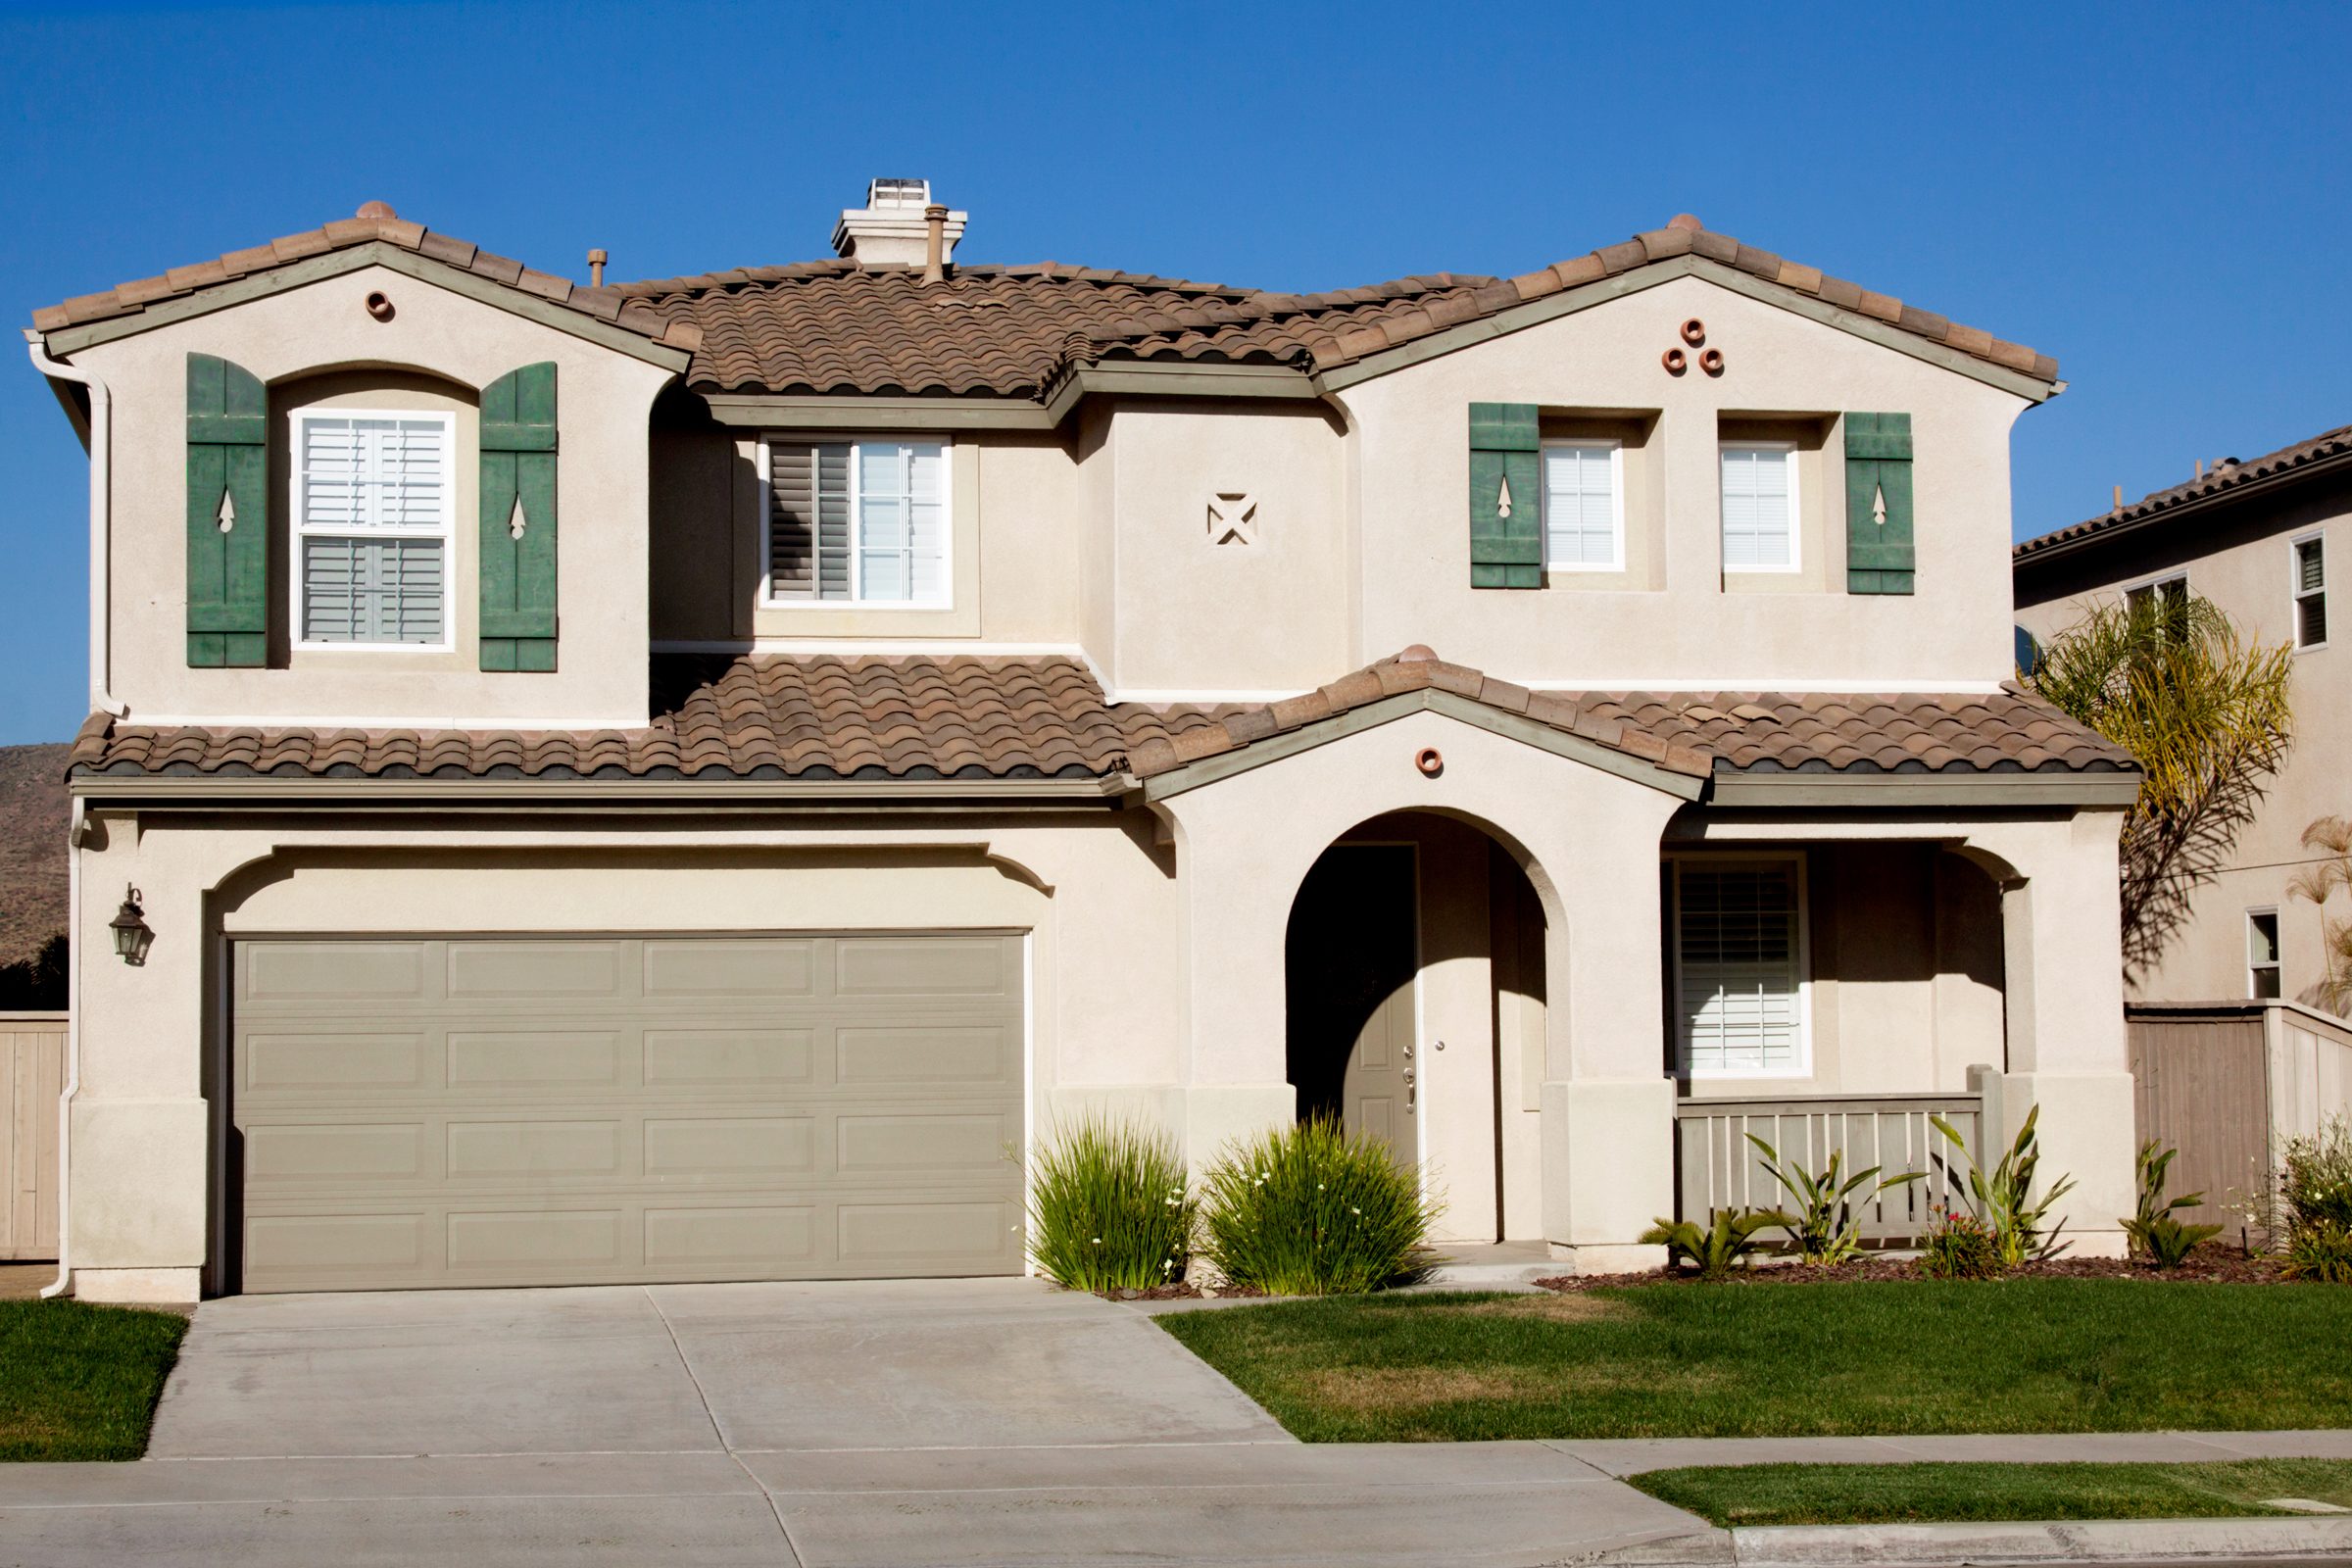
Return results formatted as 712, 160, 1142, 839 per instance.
27, 183, 2143, 1303
2016, 426, 2350, 1009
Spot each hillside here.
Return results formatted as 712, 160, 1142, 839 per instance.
0, 743, 71, 969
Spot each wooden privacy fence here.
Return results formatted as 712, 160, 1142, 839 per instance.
2130, 1000, 2352, 1239
1, 1013, 66, 1261
1676, 1087, 1984, 1243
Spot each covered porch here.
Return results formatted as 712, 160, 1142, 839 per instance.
1130, 648, 2144, 1267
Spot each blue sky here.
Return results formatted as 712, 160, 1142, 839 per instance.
1, 0, 2344, 743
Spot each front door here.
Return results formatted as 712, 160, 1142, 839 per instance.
1285, 845, 1419, 1162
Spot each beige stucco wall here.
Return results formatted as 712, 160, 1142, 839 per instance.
2018, 485, 2350, 1012
1339, 275, 2033, 687
69, 263, 675, 726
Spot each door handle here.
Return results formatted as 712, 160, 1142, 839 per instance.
1403, 1067, 1415, 1110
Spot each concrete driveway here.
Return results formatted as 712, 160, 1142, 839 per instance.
0, 1278, 1704, 1566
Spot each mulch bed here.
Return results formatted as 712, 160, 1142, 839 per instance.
1536, 1244, 2293, 1292
1081, 1281, 1271, 1302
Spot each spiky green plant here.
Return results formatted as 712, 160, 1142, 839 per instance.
1197, 1118, 1441, 1295
1639, 1208, 1792, 1280
1025, 1117, 1197, 1292
2123, 1140, 2220, 1267
1931, 1103, 2076, 1268
1744, 1134, 1925, 1264
2025, 591, 2293, 978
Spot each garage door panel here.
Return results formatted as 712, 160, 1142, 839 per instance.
233, 933, 1024, 1292
244, 942, 429, 1002
643, 1028, 815, 1086
642, 939, 815, 998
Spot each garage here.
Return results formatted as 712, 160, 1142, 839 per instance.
228, 932, 1025, 1293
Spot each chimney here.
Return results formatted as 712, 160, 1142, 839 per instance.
587, 248, 608, 288
832, 177, 967, 270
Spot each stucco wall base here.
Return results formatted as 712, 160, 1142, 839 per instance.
69, 1098, 208, 1272
73, 1267, 202, 1305
1542, 1077, 1674, 1262
1178, 1082, 1298, 1175
1545, 1242, 1669, 1274
1983, 1068, 2136, 1258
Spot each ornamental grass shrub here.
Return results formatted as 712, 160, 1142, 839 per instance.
1198, 1117, 1440, 1295
1026, 1117, 1196, 1293
1917, 1204, 2002, 1280
2279, 1116, 2352, 1283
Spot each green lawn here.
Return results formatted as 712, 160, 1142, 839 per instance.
1155, 1283, 2352, 1443
1633, 1458, 2352, 1527
0, 1299, 188, 1461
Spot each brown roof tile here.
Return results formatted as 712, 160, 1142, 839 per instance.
29, 205, 700, 355
2016, 421, 2352, 564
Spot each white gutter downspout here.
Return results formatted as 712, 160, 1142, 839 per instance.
25, 333, 118, 1299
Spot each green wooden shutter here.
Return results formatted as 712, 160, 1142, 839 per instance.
185, 354, 269, 666
479, 363, 559, 671
1469, 403, 1543, 589
1844, 412, 1915, 595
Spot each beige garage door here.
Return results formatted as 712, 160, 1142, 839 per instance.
231, 933, 1025, 1293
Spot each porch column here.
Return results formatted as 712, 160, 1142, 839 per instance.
1965, 808, 2136, 1258
1534, 788, 1684, 1272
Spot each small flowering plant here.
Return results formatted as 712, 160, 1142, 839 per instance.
1196, 1116, 1442, 1295
1024, 1117, 1198, 1293
1916, 1201, 2002, 1280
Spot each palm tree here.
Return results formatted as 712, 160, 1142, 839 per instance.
2024, 592, 2293, 978
2290, 817, 2352, 1011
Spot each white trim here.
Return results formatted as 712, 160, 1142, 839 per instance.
289, 407, 458, 653
758, 434, 955, 611
2291, 529, 2328, 653
1540, 437, 1625, 573
2246, 906, 2283, 1002
1666, 850, 1813, 1082
2122, 567, 2189, 605
1719, 439, 1800, 575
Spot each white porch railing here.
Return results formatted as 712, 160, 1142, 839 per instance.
1674, 1089, 1985, 1245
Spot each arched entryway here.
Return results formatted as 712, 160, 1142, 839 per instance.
1282, 810, 1549, 1243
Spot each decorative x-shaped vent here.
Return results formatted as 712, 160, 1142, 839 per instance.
1207, 491, 1258, 547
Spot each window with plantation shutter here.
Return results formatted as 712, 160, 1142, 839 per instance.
1674, 858, 1808, 1078
1542, 439, 1623, 570
2293, 533, 2328, 650
1720, 443, 1797, 571
294, 411, 454, 647
764, 437, 948, 605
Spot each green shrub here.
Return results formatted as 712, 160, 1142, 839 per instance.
1026, 1117, 1196, 1292
1641, 1208, 1789, 1280
2283, 1117, 2352, 1233
2283, 1219, 2352, 1284
1197, 1118, 1440, 1295
1744, 1134, 1924, 1264
2124, 1140, 2220, 1267
1917, 1204, 2002, 1280
1932, 1102, 2076, 1267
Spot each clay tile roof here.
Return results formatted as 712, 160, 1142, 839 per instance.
29, 204, 701, 355
2015, 421, 2352, 564
1117, 653, 2132, 783
1080, 215, 2055, 386
66, 655, 1235, 784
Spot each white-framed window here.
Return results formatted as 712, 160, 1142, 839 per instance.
1671, 855, 1810, 1079
1720, 441, 1798, 572
292, 410, 454, 649
761, 436, 952, 606
2292, 532, 2328, 651
1541, 439, 1624, 570
2124, 570, 2188, 615
2248, 907, 2282, 1000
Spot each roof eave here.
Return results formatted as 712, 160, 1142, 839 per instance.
2016, 444, 2352, 569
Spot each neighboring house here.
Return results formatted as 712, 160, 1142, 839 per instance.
29, 183, 2141, 1304
2015, 426, 2350, 1009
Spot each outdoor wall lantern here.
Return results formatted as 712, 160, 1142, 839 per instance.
110, 886, 153, 966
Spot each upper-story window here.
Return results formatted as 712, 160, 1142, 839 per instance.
2293, 533, 2328, 650
293, 411, 453, 648
2125, 570, 2187, 615
764, 437, 951, 605
1719, 442, 1797, 572
2247, 908, 2282, 1000
1541, 439, 1624, 570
